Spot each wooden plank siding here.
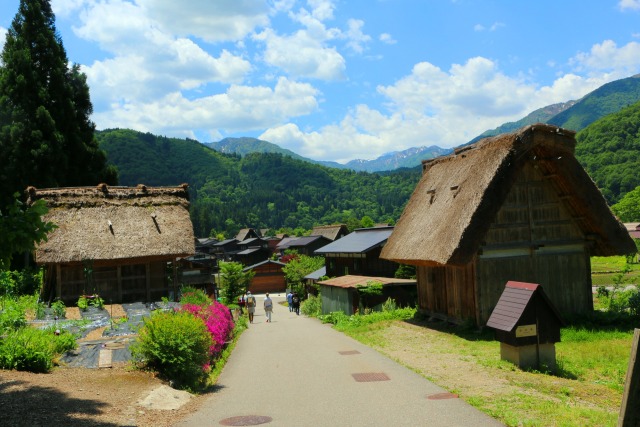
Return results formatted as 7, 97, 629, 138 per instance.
417, 163, 593, 325
56, 261, 171, 304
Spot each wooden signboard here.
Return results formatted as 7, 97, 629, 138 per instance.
515, 324, 537, 338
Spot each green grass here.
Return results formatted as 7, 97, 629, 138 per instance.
591, 256, 640, 285
334, 307, 635, 427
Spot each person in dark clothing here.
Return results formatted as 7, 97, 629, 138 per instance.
291, 293, 301, 315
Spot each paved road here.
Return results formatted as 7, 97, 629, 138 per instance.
176, 294, 504, 427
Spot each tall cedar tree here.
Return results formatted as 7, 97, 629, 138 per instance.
0, 0, 117, 208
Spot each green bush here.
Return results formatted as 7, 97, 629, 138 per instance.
51, 299, 66, 318
301, 294, 321, 317
77, 295, 88, 311
0, 327, 76, 373
0, 303, 26, 333
179, 286, 211, 306
0, 268, 43, 296
131, 310, 213, 391
382, 297, 397, 312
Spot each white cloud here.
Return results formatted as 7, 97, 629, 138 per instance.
51, 0, 87, 17
619, 0, 640, 10
261, 53, 626, 162
72, 0, 251, 109
0, 26, 7, 48
343, 19, 371, 53
94, 77, 320, 136
379, 33, 396, 45
254, 28, 346, 80
571, 40, 640, 77
474, 22, 505, 32
136, 0, 270, 42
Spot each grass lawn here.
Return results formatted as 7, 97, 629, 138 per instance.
325, 282, 639, 427
337, 314, 636, 427
591, 256, 640, 286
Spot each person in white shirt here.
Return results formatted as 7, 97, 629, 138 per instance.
264, 293, 273, 323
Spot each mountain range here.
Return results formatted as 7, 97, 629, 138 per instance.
203, 74, 640, 172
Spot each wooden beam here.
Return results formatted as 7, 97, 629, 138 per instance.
619, 328, 640, 427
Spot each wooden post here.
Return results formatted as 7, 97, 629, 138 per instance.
619, 328, 640, 427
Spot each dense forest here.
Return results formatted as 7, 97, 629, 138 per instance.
97, 129, 421, 237
575, 100, 640, 204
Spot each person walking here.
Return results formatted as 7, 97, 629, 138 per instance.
287, 291, 293, 312
264, 293, 273, 322
246, 291, 256, 323
291, 292, 300, 315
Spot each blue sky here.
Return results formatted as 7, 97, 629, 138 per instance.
2, 0, 640, 163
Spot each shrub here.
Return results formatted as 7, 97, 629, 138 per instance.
0, 327, 76, 373
0, 302, 26, 333
0, 268, 43, 296
301, 294, 321, 317
77, 295, 88, 311
179, 286, 212, 306
180, 302, 234, 356
382, 297, 397, 312
51, 299, 66, 318
131, 310, 213, 391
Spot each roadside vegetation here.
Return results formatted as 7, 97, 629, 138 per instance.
309, 256, 639, 427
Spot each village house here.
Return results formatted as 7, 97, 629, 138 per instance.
318, 275, 417, 315
276, 235, 332, 257
315, 226, 399, 278
243, 259, 287, 294
28, 184, 195, 304
235, 237, 271, 266
310, 224, 349, 241
381, 124, 636, 325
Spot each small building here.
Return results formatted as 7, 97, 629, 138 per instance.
243, 259, 287, 294
625, 223, 640, 239
310, 224, 349, 241
304, 266, 327, 295
276, 235, 332, 257
195, 237, 218, 255
177, 253, 218, 297
28, 184, 195, 303
486, 281, 564, 371
315, 226, 398, 278
236, 228, 260, 241
318, 275, 417, 315
212, 238, 239, 261
382, 124, 636, 325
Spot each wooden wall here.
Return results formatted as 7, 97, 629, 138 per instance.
55, 260, 171, 303
416, 163, 593, 325
247, 263, 286, 294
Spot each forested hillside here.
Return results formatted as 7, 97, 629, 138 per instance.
575, 100, 640, 204
549, 74, 640, 131
97, 129, 420, 237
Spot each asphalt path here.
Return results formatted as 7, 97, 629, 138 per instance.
176, 294, 504, 427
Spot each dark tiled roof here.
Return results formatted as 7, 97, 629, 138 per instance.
315, 227, 394, 254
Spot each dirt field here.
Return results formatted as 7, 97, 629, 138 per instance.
1, 304, 211, 426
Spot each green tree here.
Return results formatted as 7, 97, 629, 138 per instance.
0, 194, 56, 270
219, 261, 254, 305
0, 0, 117, 208
612, 185, 640, 222
282, 255, 325, 296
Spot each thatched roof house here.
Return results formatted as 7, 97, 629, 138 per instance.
28, 184, 195, 303
382, 124, 635, 325
310, 224, 349, 241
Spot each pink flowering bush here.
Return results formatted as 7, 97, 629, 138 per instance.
179, 301, 234, 357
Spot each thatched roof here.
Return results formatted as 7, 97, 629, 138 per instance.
310, 224, 349, 241
28, 184, 195, 264
381, 123, 636, 266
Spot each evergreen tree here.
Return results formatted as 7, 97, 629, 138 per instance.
0, 0, 117, 208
